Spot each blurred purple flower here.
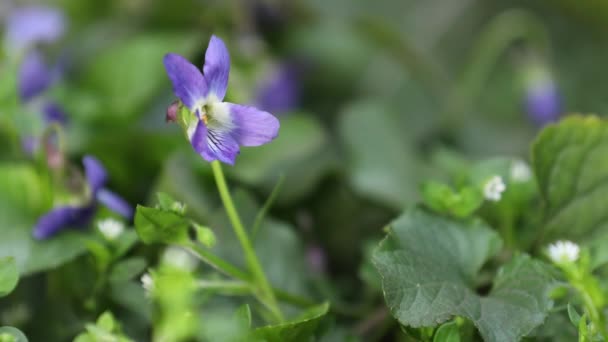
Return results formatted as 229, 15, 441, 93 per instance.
18, 50, 54, 101
33, 156, 133, 239
306, 245, 327, 274
522, 60, 562, 126
4, 6, 65, 53
163, 35, 279, 165
524, 79, 561, 126
254, 62, 301, 114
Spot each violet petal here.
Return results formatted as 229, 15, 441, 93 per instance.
163, 53, 208, 109
228, 103, 279, 146
96, 188, 134, 219
202, 35, 230, 101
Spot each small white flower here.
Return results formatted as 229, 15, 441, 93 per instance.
141, 272, 154, 296
162, 247, 197, 272
510, 160, 532, 182
547, 240, 580, 264
483, 175, 506, 202
97, 218, 125, 240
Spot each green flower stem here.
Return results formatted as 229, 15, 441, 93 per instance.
442, 9, 550, 129
210, 161, 284, 322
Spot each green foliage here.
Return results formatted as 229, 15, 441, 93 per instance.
134, 204, 191, 245
433, 321, 461, 342
226, 114, 336, 204
73, 311, 133, 342
421, 181, 483, 218
533, 115, 608, 243
0, 327, 27, 342
373, 208, 554, 341
0, 257, 18, 297
252, 303, 330, 342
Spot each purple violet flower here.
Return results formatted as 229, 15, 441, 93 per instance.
163, 35, 280, 165
4, 6, 65, 54
254, 62, 301, 114
33, 156, 133, 239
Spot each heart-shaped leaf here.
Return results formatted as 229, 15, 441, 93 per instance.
373, 209, 554, 341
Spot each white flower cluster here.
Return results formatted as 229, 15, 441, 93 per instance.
97, 218, 125, 240
483, 175, 506, 202
510, 160, 532, 182
547, 240, 580, 264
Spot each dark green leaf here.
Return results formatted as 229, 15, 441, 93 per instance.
532, 115, 608, 242
0, 257, 18, 297
373, 208, 554, 341
109, 257, 147, 284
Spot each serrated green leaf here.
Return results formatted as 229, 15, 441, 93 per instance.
252, 302, 330, 342
0, 327, 27, 342
373, 208, 554, 341
532, 115, 608, 242
433, 321, 460, 342
0, 257, 18, 297
134, 205, 190, 245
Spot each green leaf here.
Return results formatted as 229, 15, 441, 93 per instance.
0, 257, 18, 297
433, 321, 460, 342
421, 181, 483, 218
134, 205, 190, 245
226, 114, 336, 205
373, 208, 554, 341
568, 303, 582, 327
79, 33, 200, 120
156, 192, 186, 215
252, 303, 330, 342
0, 327, 27, 342
339, 100, 421, 209
109, 257, 147, 284
532, 116, 608, 242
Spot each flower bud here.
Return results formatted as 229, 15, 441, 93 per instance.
166, 100, 179, 123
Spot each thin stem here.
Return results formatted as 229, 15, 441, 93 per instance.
252, 174, 285, 239
210, 161, 284, 322
186, 243, 250, 281
196, 280, 252, 295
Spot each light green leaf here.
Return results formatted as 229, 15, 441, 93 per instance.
252, 303, 330, 342
567, 303, 582, 327
532, 115, 608, 242
373, 209, 554, 341
433, 321, 460, 342
0, 327, 27, 342
134, 205, 190, 245
0, 257, 18, 297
